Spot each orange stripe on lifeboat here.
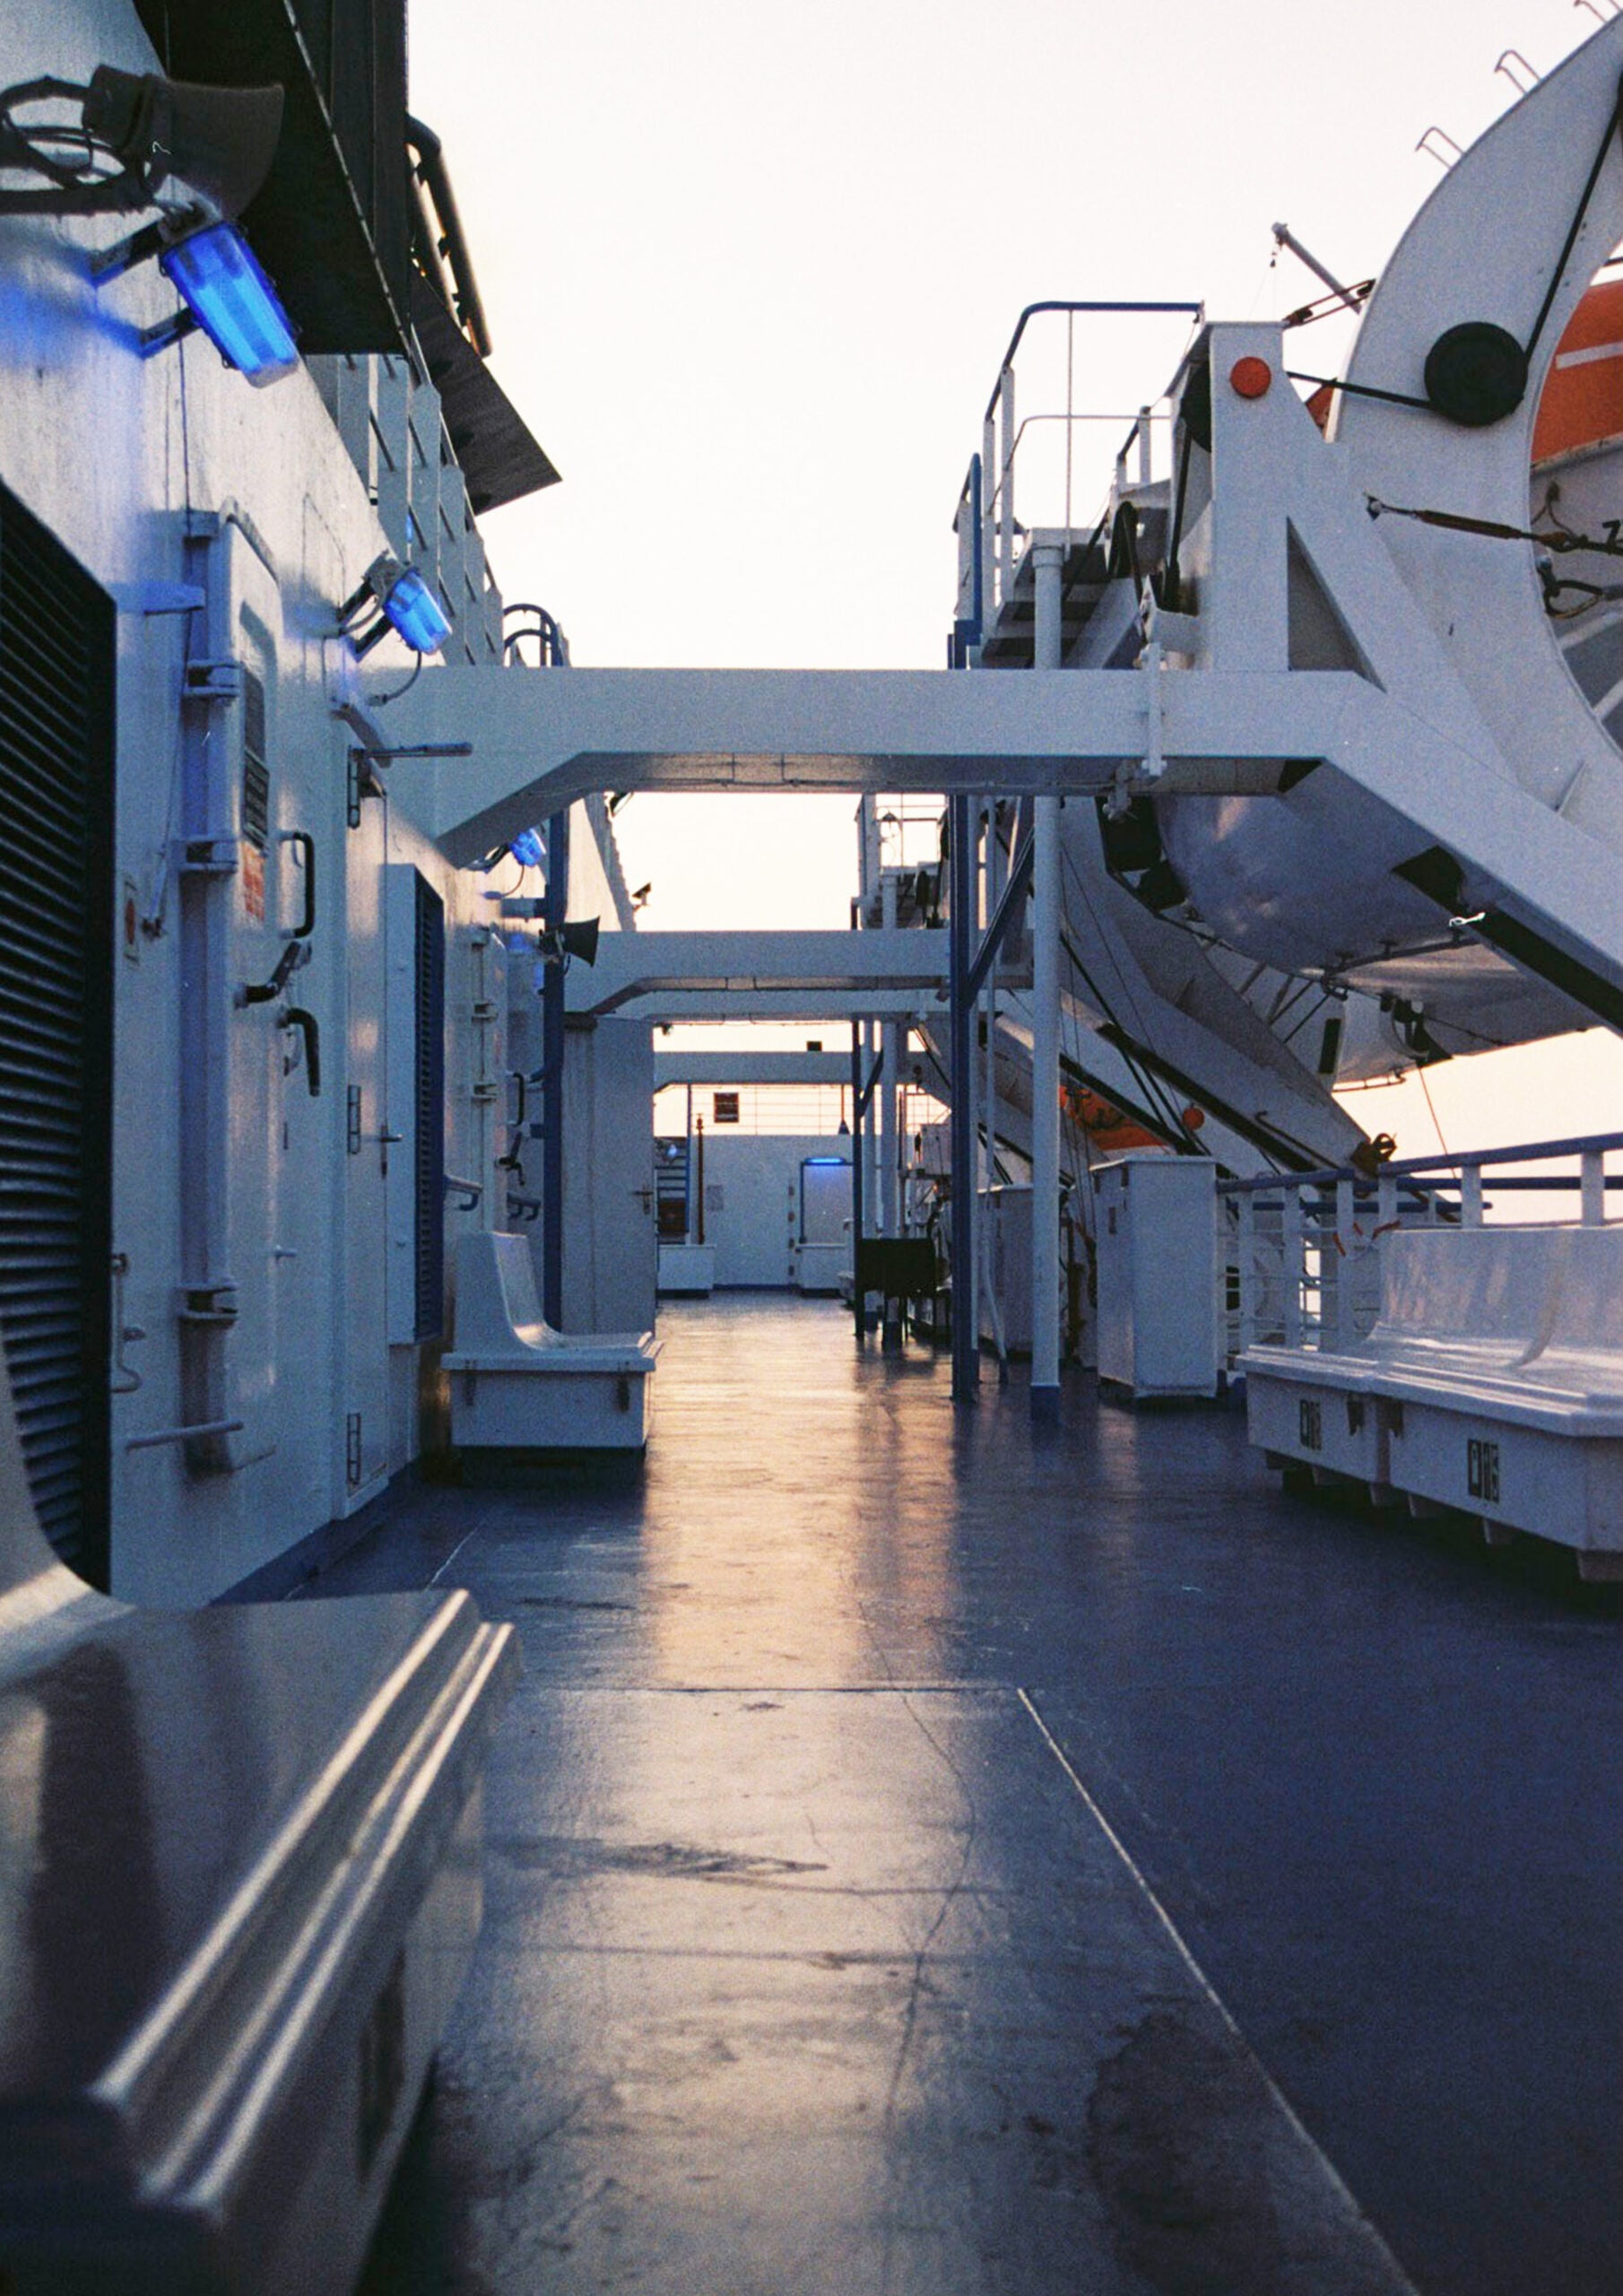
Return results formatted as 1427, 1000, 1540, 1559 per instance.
1532, 274, 1623, 465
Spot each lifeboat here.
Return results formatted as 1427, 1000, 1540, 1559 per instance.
1532, 271, 1623, 465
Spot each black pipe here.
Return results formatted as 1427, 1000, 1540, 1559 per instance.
405, 113, 492, 357
281, 1006, 319, 1096
284, 830, 315, 938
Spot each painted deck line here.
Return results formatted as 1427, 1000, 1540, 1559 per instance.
1018, 1684, 1420, 2295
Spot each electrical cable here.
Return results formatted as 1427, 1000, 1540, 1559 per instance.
1417, 1064, 1455, 1176
370, 649, 424, 707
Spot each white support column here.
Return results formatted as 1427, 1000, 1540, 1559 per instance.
1030, 541, 1064, 1420
862, 1018, 879, 1242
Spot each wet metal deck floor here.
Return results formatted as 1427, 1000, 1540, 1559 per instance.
325, 1299, 1621, 2296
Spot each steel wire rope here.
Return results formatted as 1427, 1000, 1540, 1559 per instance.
1056, 835, 1191, 1139
1417, 1064, 1455, 1171
1057, 921, 1190, 1144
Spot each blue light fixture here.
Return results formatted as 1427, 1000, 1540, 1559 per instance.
380, 564, 454, 655
509, 826, 548, 872
158, 221, 298, 387
336, 553, 456, 658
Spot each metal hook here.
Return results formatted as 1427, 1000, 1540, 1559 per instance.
1416, 125, 1463, 170
1494, 49, 1542, 96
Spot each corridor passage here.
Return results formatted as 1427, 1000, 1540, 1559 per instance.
318, 1299, 1620, 2296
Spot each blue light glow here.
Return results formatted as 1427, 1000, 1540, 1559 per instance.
381, 566, 454, 656
510, 826, 548, 871
160, 223, 299, 387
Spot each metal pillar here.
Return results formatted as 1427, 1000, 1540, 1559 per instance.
849, 1023, 866, 1339
949, 789, 977, 1403
880, 873, 899, 1242
965, 800, 984, 1361
1031, 544, 1064, 1421
860, 1019, 879, 1251
542, 806, 569, 1327
980, 802, 1006, 1375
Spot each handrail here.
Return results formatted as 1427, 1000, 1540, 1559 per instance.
983, 412, 1171, 518
1219, 1128, 1623, 1195
983, 300, 1204, 420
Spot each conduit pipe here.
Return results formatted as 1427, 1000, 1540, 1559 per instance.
176, 516, 240, 1474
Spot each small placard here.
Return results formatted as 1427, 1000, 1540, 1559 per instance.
1467, 1437, 1501, 1505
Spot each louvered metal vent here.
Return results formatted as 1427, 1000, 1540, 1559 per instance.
240, 669, 269, 850
0, 486, 115, 1586
412, 874, 446, 1342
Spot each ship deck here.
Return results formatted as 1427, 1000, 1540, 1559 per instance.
315, 1296, 1620, 2296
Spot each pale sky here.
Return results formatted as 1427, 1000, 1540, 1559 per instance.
408, 0, 1623, 1154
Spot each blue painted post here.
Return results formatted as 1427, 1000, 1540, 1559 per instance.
949, 792, 977, 1403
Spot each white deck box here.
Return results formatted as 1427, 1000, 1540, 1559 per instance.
446, 1233, 659, 1455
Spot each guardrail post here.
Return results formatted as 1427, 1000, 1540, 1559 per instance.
1281, 1185, 1304, 1349
1581, 1149, 1606, 1224
1335, 1177, 1356, 1349
1462, 1163, 1484, 1226
1236, 1190, 1255, 1357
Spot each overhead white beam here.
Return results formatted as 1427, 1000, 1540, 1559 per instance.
371, 663, 1347, 857
654, 1051, 854, 1087
558, 928, 950, 1020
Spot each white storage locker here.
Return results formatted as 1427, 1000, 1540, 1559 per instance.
1094, 1155, 1220, 1400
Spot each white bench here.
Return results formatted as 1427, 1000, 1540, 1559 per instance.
444, 1231, 660, 1455
0, 1355, 516, 2290
1243, 1225, 1623, 1578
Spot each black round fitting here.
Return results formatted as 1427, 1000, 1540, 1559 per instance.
1422, 322, 1528, 429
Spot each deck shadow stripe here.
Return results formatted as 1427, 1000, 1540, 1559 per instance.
1017, 1684, 1421, 2296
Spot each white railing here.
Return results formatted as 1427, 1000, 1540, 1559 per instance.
954, 300, 1202, 641
1220, 1130, 1623, 1366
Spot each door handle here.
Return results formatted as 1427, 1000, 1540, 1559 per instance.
280, 829, 316, 938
